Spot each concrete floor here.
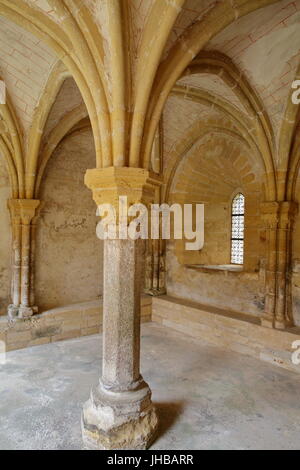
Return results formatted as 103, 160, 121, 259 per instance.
0, 322, 300, 450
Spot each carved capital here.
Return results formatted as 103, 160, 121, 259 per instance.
85, 167, 159, 215
8, 199, 41, 225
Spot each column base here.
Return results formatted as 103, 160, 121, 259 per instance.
18, 306, 34, 318
82, 378, 158, 450
8, 305, 38, 320
274, 318, 287, 330
261, 318, 274, 328
7, 304, 19, 320
260, 314, 274, 329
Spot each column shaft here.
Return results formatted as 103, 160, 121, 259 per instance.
11, 220, 22, 308
7, 199, 40, 319
20, 223, 31, 309
29, 223, 38, 307
102, 237, 142, 390
260, 202, 279, 328
275, 202, 298, 329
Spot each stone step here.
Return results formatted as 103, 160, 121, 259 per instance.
152, 295, 300, 375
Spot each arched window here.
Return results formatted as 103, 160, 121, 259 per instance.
231, 193, 245, 265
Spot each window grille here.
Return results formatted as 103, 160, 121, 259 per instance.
231, 193, 245, 265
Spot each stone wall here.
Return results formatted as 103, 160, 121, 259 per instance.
0, 155, 11, 316
35, 128, 103, 311
166, 242, 265, 318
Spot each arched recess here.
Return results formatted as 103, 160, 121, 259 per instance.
0, 147, 12, 315
290, 158, 300, 325
28, 71, 102, 311
34, 120, 103, 311
164, 124, 267, 318
163, 103, 273, 205
168, 130, 265, 267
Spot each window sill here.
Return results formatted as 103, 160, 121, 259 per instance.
186, 264, 244, 273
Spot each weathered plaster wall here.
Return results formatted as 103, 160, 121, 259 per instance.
35, 128, 103, 311
0, 155, 11, 315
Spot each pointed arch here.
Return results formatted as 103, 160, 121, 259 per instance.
0, 135, 18, 198
35, 104, 89, 198
278, 62, 300, 201
163, 116, 265, 205
26, 61, 69, 199
129, 0, 185, 167
0, 92, 24, 197
141, 0, 281, 175
144, 52, 276, 201
287, 128, 300, 201
163, 86, 274, 202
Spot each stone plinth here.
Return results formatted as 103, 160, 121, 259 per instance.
82, 378, 158, 450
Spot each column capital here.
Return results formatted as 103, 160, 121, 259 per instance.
8, 199, 40, 225
85, 167, 160, 212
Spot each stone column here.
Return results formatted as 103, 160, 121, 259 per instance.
29, 218, 39, 308
274, 201, 298, 329
82, 167, 158, 450
7, 199, 40, 319
260, 202, 279, 328
7, 200, 22, 318
144, 181, 166, 297
144, 238, 166, 296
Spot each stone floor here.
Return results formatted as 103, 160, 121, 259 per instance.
1, 322, 300, 450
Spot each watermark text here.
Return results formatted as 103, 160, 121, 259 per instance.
292, 80, 300, 105
96, 197, 204, 251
